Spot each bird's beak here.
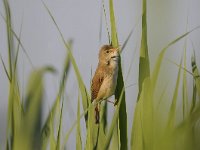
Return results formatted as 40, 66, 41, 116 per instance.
110, 46, 120, 61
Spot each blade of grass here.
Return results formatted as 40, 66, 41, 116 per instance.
109, 0, 127, 149
99, 0, 103, 44
121, 15, 141, 54
62, 101, 99, 149
190, 80, 197, 114
191, 52, 200, 98
182, 46, 189, 119
137, 0, 150, 100
13, 16, 23, 77
50, 114, 56, 150
149, 27, 200, 150
3, 1, 19, 149
130, 94, 144, 150
96, 103, 107, 149
156, 83, 168, 110
41, 41, 71, 149
85, 102, 99, 150
167, 58, 194, 76
13, 67, 55, 150
102, 87, 125, 150
42, 1, 89, 124
120, 29, 133, 53
109, 0, 118, 47
131, 25, 200, 150
76, 95, 82, 150
182, 10, 189, 119
9, 81, 23, 150
132, 77, 154, 150
55, 100, 64, 150
0, 11, 34, 69
167, 57, 183, 129
152, 26, 200, 90
10, 15, 24, 150
0, 55, 11, 81
102, 0, 111, 44
3, 0, 14, 80
41, 87, 61, 150
131, 0, 150, 149
189, 44, 200, 114
142, 78, 154, 150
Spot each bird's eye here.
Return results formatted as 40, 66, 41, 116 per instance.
106, 50, 110, 53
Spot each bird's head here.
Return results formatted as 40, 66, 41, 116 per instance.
98, 45, 120, 66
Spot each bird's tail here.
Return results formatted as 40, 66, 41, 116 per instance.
95, 104, 100, 124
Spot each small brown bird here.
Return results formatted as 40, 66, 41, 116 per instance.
91, 45, 119, 124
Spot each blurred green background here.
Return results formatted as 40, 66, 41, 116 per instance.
0, 0, 200, 149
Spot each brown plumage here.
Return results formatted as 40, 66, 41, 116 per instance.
91, 45, 119, 123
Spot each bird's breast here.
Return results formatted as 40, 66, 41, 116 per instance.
96, 66, 118, 100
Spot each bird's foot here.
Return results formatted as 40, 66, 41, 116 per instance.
106, 99, 115, 105
114, 99, 118, 106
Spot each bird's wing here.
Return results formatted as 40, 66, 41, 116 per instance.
91, 68, 105, 102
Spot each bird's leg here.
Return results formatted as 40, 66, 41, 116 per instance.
94, 100, 101, 111
106, 99, 115, 105
92, 100, 95, 105
114, 99, 118, 106
92, 99, 98, 106
95, 101, 101, 124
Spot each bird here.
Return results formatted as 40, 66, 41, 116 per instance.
91, 45, 119, 124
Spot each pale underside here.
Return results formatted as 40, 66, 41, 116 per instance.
91, 63, 118, 102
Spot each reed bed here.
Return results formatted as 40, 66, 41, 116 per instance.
1, 0, 200, 149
